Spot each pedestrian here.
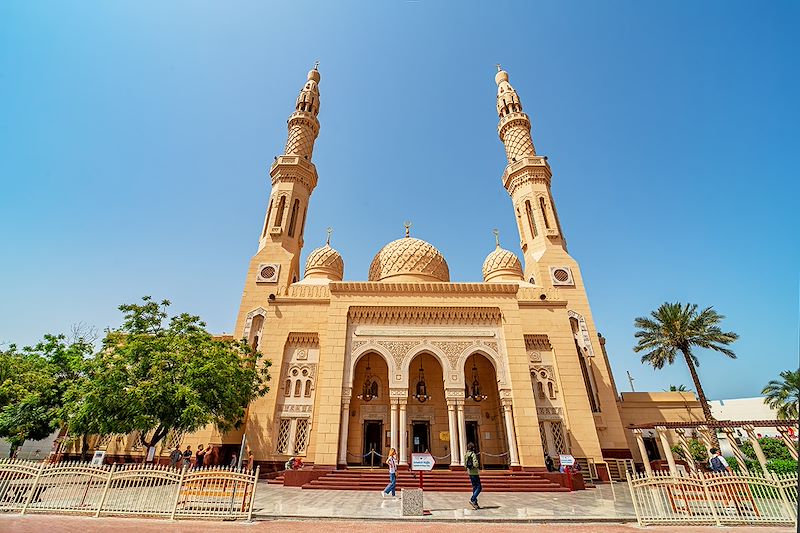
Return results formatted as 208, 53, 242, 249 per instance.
182, 445, 192, 469
169, 445, 182, 468
544, 453, 554, 472
246, 450, 255, 471
381, 447, 398, 498
708, 448, 732, 473
284, 457, 295, 471
205, 444, 217, 466
464, 442, 482, 509
195, 444, 206, 468
230, 452, 238, 468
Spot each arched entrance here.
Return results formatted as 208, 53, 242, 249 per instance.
463, 352, 508, 468
406, 352, 446, 462
347, 351, 389, 466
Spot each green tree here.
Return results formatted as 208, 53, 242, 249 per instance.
665, 384, 691, 392
761, 369, 800, 420
671, 438, 709, 465
69, 297, 271, 451
633, 302, 738, 426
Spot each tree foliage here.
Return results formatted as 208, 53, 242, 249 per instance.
633, 302, 738, 426
761, 369, 800, 420
68, 297, 271, 449
671, 438, 709, 464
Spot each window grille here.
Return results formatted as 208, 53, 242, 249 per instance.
294, 419, 310, 454
96, 434, 114, 449
165, 430, 185, 450
551, 421, 567, 454
276, 419, 292, 454
539, 421, 548, 453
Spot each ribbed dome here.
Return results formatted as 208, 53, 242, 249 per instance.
304, 244, 344, 281
368, 237, 450, 282
482, 245, 523, 282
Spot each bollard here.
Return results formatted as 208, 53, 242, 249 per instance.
401, 488, 423, 516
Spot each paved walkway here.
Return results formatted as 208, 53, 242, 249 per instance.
0, 515, 795, 532
253, 481, 636, 521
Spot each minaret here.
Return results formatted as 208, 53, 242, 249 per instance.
234, 65, 322, 340
495, 66, 566, 286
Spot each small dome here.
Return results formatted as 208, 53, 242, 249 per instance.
482, 245, 523, 282
368, 237, 449, 282
307, 68, 320, 83
304, 244, 343, 281
495, 69, 509, 85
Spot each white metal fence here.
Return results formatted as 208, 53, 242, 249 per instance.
627, 469, 798, 526
0, 459, 259, 520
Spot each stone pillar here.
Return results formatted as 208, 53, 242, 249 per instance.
654, 426, 677, 475
456, 400, 467, 467
742, 425, 769, 475
696, 425, 716, 456
722, 427, 749, 472
777, 426, 799, 460
501, 399, 521, 467
399, 399, 408, 466
390, 400, 399, 454
447, 400, 459, 467
675, 428, 697, 473
337, 395, 351, 466
633, 429, 652, 475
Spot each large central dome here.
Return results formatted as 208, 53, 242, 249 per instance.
368, 237, 450, 282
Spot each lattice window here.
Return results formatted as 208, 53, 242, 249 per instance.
276, 419, 292, 454
294, 419, 309, 454
538, 422, 547, 453
551, 421, 567, 454
96, 434, 114, 449
164, 430, 185, 450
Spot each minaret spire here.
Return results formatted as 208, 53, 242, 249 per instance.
284, 65, 321, 159
496, 67, 536, 162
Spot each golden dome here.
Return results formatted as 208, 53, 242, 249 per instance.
304, 244, 344, 281
368, 237, 450, 282
482, 245, 523, 282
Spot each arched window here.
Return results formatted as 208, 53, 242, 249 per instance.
536, 381, 545, 399
249, 315, 264, 350
525, 200, 538, 238
298, 208, 307, 238
263, 199, 273, 237
284, 379, 291, 397
304, 380, 312, 397
548, 382, 555, 399
294, 379, 302, 397
571, 316, 600, 412
288, 199, 300, 237
275, 196, 286, 228
539, 197, 551, 229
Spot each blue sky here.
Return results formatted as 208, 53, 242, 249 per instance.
1, 1, 797, 400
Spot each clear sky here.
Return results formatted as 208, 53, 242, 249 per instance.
1, 1, 797, 400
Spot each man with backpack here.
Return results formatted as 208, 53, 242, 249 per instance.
464, 442, 482, 509
709, 448, 732, 473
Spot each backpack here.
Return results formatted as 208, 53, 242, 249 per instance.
465, 453, 474, 469
710, 456, 724, 472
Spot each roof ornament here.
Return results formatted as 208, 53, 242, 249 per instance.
493, 228, 500, 247
496, 63, 502, 72
404, 220, 412, 238
326, 226, 333, 246
314, 60, 320, 70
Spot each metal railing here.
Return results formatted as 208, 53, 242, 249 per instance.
626, 469, 798, 526
0, 459, 259, 521
605, 458, 635, 481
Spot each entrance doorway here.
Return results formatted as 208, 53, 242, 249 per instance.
363, 420, 382, 466
412, 422, 430, 453
643, 437, 660, 461
466, 421, 480, 455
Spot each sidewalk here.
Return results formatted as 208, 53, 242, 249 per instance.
253, 481, 637, 521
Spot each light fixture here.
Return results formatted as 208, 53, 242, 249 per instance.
468, 354, 488, 402
413, 354, 431, 403
357, 354, 376, 402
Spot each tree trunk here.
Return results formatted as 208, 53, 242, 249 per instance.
80, 435, 89, 462
681, 347, 720, 447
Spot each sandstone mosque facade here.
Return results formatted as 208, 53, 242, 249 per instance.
224, 65, 645, 480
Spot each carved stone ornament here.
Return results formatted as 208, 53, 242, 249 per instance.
432, 340, 473, 369
376, 340, 418, 369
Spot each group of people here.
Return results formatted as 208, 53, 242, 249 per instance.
168, 444, 255, 470
380, 442, 484, 510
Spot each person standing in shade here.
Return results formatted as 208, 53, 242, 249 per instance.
464, 442, 482, 509
169, 446, 182, 468
709, 448, 732, 473
230, 452, 238, 468
195, 444, 206, 468
381, 448, 398, 498
544, 453, 554, 472
182, 445, 192, 469
246, 450, 255, 471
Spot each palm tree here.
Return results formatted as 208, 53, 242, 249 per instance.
762, 369, 800, 420
633, 302, 738, 426
665, 384, 691, 392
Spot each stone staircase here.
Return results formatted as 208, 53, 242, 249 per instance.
271, 469, 572, 492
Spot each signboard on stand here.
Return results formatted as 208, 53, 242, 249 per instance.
90, 451, 106, 466
411, 453, 435, 471
559, 454, 575, 467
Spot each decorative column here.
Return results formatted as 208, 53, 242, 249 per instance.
777, 426, 799, 460
722, 426, 749, 472
456, 400, 467, 467
337, 391, 351, 467
696, 425, 716, 456
390, 399, 399, 454
398, 398, 408, 466
633, 429, 652, 475
447, 399, 459, 467
654, 426, 677, 475
742, 425, 769, 475
501, 399, 521, 468
674, 428, 697, 473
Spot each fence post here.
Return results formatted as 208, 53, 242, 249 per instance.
626, 471, 643, 527
247, 466, 259, 521
94, 463, 116, 518
20, 462, 46, 515
771, 471, 795, 523
170, 465, 187, 521
698, 471, 722, 527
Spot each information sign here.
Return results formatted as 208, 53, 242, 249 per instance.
411, 452, 435, 471
90, 451, 106, 466
559, 454, 575, 467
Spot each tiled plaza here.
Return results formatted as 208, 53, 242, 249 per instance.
252, 481, 637, 521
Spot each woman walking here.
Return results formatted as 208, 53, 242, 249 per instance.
381, 448, 398, 498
